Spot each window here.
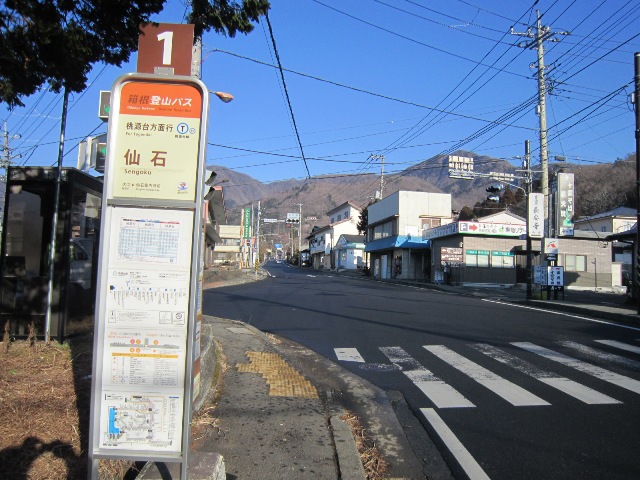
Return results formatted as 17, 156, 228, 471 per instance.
491, 251, 515, 269
421, 218, 442, 229
465, 250, 489, 267
372, 221, 394, 240
564, 254, 586, 272
337, 214, 342, 221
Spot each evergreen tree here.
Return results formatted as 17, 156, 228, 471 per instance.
0, 0, 270, 107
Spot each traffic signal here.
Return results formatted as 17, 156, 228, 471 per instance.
486, 184, 503, 202
95, 142, 107, 173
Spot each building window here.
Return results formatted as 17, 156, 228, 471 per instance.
465, 249, 489, 267
421, 218, 442, 229
564, 254, 586, 272
372, 221, 394, 240
338, 214, 342, 221
491, 251, 515, 269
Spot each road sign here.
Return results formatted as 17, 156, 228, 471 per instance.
544, 238, 559, 254
137, 23, 195, 76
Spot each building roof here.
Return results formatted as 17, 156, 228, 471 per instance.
605, 223, 637, 241
326, 201, 361, 216
340, 234, 365, 243
576, 206, 636, 222
477, 210, 526, 223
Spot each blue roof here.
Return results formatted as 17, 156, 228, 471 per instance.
364, 235, 430, 252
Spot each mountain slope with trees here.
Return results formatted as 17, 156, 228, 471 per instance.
218, 151, 638, 228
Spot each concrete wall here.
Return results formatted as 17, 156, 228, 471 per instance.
369, 191, 452, 227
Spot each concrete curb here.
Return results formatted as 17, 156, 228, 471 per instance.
330, 416, 367, 480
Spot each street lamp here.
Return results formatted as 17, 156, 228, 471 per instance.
210, 91, 234, 103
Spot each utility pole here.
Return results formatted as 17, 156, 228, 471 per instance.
512, 11, 568, 238
2, 121, 21, 174
524, 140, 533, 300
255, 200, 261, 273
634, 52, 640, 314
370, 154, 385, 199
295, 202, 303, 266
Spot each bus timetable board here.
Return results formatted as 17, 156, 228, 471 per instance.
88, 73, 209, 478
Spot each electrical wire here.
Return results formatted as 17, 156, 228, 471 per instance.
264, 11, 311, 179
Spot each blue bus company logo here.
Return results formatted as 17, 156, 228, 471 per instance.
177, 181, 188, 192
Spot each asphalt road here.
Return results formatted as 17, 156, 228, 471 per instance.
203, 261, 640, 480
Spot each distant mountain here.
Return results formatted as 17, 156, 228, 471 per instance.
210, 150, 638, 232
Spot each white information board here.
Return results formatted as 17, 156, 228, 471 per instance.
98, 207, 194, 452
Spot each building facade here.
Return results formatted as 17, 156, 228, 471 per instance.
365, 191, 453, 280
333, 234, 365, 270
308, 202, 362, 270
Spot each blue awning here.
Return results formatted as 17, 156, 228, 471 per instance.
364, 235, 430, 252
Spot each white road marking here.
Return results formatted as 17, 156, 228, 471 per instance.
380, 346, 475, 408
421, 408, 491, 480
334, 348, 365, 363
559, 341, 640, 370
481, 299, 640, 332
513, 342, 640, 395
472, 343, 620, 405
594, 339, 640, 356
424, 345, 550, 406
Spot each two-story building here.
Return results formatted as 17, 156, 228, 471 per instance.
574, 206, 636, 235
365, 191, 453, 280
308, 202, 362, 270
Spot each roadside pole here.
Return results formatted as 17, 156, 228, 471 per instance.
634, 52, 640, 314
525, 140, 533, 300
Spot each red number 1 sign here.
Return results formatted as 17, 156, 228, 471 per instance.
137, 23, 195, 76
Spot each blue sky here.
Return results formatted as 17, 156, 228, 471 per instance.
2, 0, 639, 186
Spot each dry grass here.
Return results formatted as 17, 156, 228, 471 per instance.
340, 411, 390, 480
0, 327, 137, 479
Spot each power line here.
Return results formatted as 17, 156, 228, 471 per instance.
264, 12, 311, 179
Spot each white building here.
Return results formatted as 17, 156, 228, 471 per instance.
365, 191, 453, 280
308, 202, 362, 270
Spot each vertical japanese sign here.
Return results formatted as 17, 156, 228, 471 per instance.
556, 172, 575, 236
89, 73, 209, 473
242, 207, 252, 238
547, 266, 564, 286
112, 81, 202, 202
528, 192, 544, 238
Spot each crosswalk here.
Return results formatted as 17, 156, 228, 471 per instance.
335, 339, 640, 409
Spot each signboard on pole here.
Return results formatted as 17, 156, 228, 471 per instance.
528, 192, 544, 238
137, 23, 195, 76
111, 81, 202, 201
547, 266, 564, 286
555, 172, 575, 236
242, 207, 252, 238
88, 72, 209, 475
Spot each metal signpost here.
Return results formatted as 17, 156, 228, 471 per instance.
88, 24, 209, 480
